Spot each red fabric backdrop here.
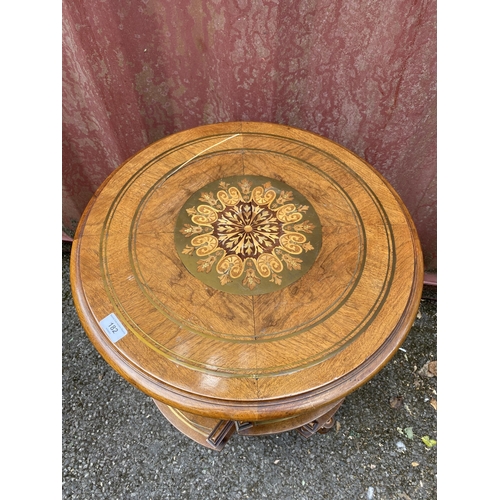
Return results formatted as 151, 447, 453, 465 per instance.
62, 0, 436, 270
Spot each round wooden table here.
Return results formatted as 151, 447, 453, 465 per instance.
70, 122, 423, 451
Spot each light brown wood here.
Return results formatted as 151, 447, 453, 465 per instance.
153, 397, 344, 451
70, 122, 423, 448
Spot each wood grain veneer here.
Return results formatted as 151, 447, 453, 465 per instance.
70, 122, 423, 446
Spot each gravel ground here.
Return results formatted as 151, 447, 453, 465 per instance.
62, 249, 437, 500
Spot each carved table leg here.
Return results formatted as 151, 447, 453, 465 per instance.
206, 420, 257, 450
317, 416, 336, 434
153, 397, 345, 450
296, 398, 344, 439
207, 420, 236, 451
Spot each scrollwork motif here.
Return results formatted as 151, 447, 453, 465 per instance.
178, 177, 320, 292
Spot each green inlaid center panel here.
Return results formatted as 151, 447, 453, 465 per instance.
174, 175, 322, 295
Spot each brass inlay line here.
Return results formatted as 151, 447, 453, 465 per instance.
96, 131, 398, 377
129, 148, 365, 341
176, 133, 241, 170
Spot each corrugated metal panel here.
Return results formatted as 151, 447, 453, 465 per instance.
62, 0, 436, 269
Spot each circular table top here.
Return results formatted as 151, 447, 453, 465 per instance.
70, 122, 423, 421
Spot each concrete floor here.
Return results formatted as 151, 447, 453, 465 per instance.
62, 248, 437, 499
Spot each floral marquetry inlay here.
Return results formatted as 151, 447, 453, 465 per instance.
174, 176, 322, 295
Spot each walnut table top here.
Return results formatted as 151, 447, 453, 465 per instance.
70, 122, 423, 447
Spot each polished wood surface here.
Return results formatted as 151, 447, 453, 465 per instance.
154, 399, 344, 451
70, 122, 423, 435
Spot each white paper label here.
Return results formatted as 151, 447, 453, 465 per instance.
99, 313, 128, 343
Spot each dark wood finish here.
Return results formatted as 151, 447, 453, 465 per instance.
296, 400, 344, 438
70, 122, 423, 449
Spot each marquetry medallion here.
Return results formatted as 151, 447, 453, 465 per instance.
174, 175, 322, 295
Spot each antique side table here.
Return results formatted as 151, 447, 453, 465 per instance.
70, 122, 423, 451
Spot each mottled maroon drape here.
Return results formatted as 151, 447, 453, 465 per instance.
62, 0, 436, 270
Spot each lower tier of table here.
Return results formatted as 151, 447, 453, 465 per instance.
153, 398, 345, 451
